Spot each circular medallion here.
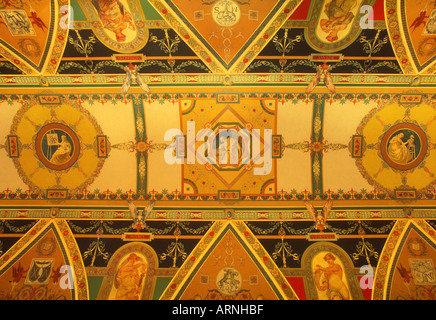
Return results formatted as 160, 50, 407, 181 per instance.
380, 123, 427, 170
212, 0, 241, 27
216, 267, 242, 295
354, 99, 436, 197
35, 123, 80, 171
10, 100, 108, 196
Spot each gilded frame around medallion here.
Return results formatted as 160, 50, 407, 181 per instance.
97, 242, 159, 300
301, 242, 364, 300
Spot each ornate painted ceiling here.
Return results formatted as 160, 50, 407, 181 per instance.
0, 0, 435, 303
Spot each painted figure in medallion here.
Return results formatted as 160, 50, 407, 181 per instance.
216, 268, 242, 295
91, 0, 135, 42
49, 135, 72, 165
387, 132, 416, 165
314, 253, 350, 300
320, 0, 357, 42
113, 253, 148, 300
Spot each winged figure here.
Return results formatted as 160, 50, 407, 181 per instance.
304, 200, 333, 232
11, 262, 28, 284
305, 62, 336, 94
51, 264, 64, 284
122, 63, 150, 95
410, 10, 429, 32
29, 11, 47, 32
397, 263, 413, 284
127, 200, 155, 231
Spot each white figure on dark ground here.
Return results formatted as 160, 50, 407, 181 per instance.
122, 62, 150, 95
127, 200, 155, 231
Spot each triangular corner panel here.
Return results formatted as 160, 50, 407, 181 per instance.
160, 220, 298, 300
0, 219, 88, 300
385, 0, 436, 74
148, 0, 303, 73
373, 219, 436, 300
0, 0, 69, 75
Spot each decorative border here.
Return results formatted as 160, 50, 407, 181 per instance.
384, 0, 416, 74
2, 73, 436, 87
0, 207, 435, 220
44, 0, 69, 75
55, 219, 89, 300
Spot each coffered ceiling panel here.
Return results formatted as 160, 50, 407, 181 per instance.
0, 0, 435, 303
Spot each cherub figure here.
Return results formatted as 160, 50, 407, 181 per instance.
410, 10, 430, 32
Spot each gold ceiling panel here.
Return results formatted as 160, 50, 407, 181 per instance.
0, 0, 435, 304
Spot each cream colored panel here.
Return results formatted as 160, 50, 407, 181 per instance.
277, 100, 312, 143
83, 101, 137, 192
277, 150, 312, 192
0, 101, 27, 190
322, 100, 378, 192
0, 101, 21, 139
81, 101, 136, 144
276, 100, 313, 192
323, 100, 377, 143
145, 100, 181, 193
89, 149, 137, 192
323, 149, 373, 192
0, 153, 28, 190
